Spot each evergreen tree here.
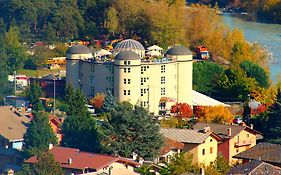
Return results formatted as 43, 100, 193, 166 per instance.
23, 111, 57, 157
25, 81, 43, 111
101, 91, 117, 113
265, 88, 281, 143
64, 84, 88, 117
34, 151, 64, 175
44, 23, 56, 42
61, 85, 100, 152
101, 102, 164, 160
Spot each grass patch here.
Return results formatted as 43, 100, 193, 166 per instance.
17, 68, 65, 77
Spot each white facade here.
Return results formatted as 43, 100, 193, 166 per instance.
66, 42, 193, 115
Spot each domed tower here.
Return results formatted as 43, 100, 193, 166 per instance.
66, 44, 93, 89
114, 39, 145, 58
166, 46, 193, 105
114, 50, 141, 105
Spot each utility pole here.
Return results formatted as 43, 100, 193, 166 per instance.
53, 77, 56, 114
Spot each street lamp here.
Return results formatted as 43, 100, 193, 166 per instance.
53, 76, 56, 114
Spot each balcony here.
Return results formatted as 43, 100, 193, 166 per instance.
234, 140, 251, 147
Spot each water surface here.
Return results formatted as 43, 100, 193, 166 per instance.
223, 14, 281, 82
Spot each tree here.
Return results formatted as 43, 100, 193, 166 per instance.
262, 88, 281, 143
193, 61, 224, 95
106, 7, 118, 35
25, 81, 43, 111
61, 85, 100, 152
159, 153, 199, 175
215, 68, 258, 101
196, 105, 234, 124
170, 103, 193, 119
101, 91, 117, 113
240, 60, 270, 88
89, 93, 105, 113
208, 155, 232, 175
100, 102, 164, 160
4, 26, 28, 72
23, 111, 57, 157
136, 165, 154, 175
44, 23, 56, 42
34, 151, 64, 175
64, 84, 88, 117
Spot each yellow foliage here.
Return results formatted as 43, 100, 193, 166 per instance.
197, 105, 234, 124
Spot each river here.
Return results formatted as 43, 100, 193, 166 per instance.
222, 14, 281, 82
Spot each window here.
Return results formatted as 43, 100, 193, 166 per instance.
123, 90, 126, 96
128, 61, 131, 65
90, 75, 94, 84
161, 88, 165, 95
128, 90, 131, 95
141, 89, 144, 96
202, 149, 205, 155
91, 86, 95, 96
247, 134, 250, 138
128, 79, 131, 84
141, 78, 144, 85
90, 64, 94, 72
124, 79, 127, 84
124, 61, 127, 65
210, 147, 213, 154
210, 139, 213, 142
124, 68, 127, 73
161, 76, 165, 84
161, 65, 165, 73
128, 68, 131, 73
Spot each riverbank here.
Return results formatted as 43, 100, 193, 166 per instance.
222, 14, 281, 82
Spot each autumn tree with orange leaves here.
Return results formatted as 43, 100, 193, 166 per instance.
89, 93, 105, 113
194, 105, 234, 124
170, 103, 193, 119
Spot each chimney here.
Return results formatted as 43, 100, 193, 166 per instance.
49, 143, 54, 150
200, 168, 205, 175
203, 126, 211, 133
250, 124, 254, 129
68, 158, 72, 165
227, 128, 232, 137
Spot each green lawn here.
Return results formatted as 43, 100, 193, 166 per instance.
17, 68, 65, 77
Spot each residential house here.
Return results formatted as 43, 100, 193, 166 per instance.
48, 114, 63, 143
227, 160, 281, 175
25, 146, 140, 175
157, 138, 184, 163
0, 106, 30, 150
193, 123, 261, 163
0, 106, 30, 173
233, 142, 281, 167
160, 128, 221, 165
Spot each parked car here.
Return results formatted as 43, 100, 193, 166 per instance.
233, 117, 243, 124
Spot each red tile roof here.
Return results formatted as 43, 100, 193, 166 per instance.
160, 138, 184, 155
25, 146, 140, 171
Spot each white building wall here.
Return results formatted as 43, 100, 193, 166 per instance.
66, 52, 193, 115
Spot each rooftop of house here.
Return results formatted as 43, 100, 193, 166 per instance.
233, 142, 281, 164
227, 160, 281, 175
0, 106, 30, 141
25, 146, 140, 171
193, 122, 261, 140
160, 128, 220, 144
160, 138, 184, 156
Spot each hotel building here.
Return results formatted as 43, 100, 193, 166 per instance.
66, 39, 192, 115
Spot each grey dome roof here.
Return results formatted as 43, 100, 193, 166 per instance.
66, 44, 92, 54
115, 39, 145, 51
115, 50, 141, 60
166, 45, 192, 55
